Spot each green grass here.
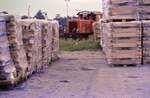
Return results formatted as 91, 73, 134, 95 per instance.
60, 37, 100, 51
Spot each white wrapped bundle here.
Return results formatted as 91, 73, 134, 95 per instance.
51, 21, 59, 61
41, 21, 52, 66
21, 19, 42, 73
5, 16, 29, 79
0, 15, 16, 84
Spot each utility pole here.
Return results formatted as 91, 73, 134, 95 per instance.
65, 0, 70, 17
28, 5, 30, 17
28, 0, 31, 17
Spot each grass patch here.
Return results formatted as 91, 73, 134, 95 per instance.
60, 37, 100, 51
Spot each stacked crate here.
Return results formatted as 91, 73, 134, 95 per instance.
3, 15, 29, 79
102, 0, 140, 21
102, 0, 143, 66
51, 21, 59, 61
139, 1, 150, 64
104, 21, 142, 65
139, 0, 150, 20
41, 21, 52, 66
0, 16, 16, 81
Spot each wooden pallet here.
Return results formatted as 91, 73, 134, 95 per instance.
103, 0, 139, 21
107, 58, 142, 66
106, 49, 142, 59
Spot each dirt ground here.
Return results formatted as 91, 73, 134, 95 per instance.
0, 51, 150, 98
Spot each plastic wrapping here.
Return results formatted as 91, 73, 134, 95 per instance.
51, 21, 59, 61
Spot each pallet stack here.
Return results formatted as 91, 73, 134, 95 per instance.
102, 0, 143, 66
103, 21, 142, 65
140, 1, 150, 65
103, 0, 140, 21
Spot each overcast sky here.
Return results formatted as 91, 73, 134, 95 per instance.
0, 0, 102, 18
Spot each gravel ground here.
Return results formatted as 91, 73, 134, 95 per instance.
0, 51, 150, 98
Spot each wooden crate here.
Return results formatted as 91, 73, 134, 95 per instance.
139, 5, 150, 20
102, 21, 142, 65
104, 21, 142, 48
106, 38, 141, 48
102, 0, 139, 20
106, 48, 142, 58
105, 21, 142, 37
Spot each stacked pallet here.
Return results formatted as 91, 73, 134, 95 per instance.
41, 21, 52, 66
102, 0, 140, 20
142, 20, 150, 64
51, 21, 59, 61
103, 0, 150, 20
0, 16, 16, 81
102, 0, 150, 66
103, 21, 142, 65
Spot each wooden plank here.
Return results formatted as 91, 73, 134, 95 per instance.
108, 0, 137, 4
109, 6, 138, 16
107, 58, 141, 65
106, 49, 141, 58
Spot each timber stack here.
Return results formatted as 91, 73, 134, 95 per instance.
0, 14, 59, 87
102, 0, 150, 66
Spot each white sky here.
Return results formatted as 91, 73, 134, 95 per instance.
0, 0, 102, 18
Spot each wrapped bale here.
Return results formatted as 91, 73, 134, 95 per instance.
103, 21, 142, 65
5, 16, 29, 80
41, 21, 52, 66
51, 21, 59, 61
0, 15, 17, 85
102, 0, 140, 20
21, 19, 42, 73
142, 20, 150, 64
